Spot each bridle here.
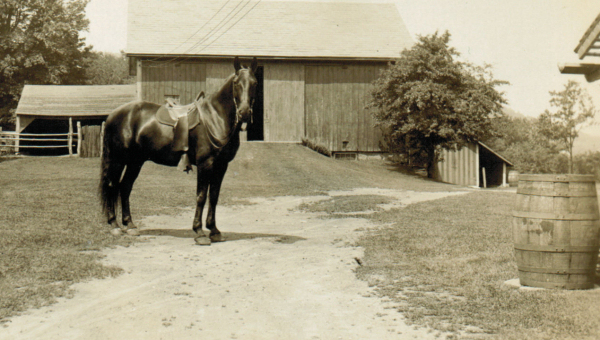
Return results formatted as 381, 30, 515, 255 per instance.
232, 68, 255, 126
199, 69, 256, 151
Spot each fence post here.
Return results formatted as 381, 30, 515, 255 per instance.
15, 116, 20, 155
100, 121, 105, 157
68, 117, 73, 156
77, 121, 82, 157
482, 167, 487, 188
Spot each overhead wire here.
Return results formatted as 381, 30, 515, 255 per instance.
145, 0, 255, 68
193, 0, 262, 55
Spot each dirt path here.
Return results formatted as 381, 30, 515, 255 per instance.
1, 189, 465, 340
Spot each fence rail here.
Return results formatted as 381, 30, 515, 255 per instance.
0, 132, 78, 150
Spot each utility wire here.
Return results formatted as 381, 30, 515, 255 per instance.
145, 0, 251, 67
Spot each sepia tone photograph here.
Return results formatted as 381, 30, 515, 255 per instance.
1, 0, 600, 339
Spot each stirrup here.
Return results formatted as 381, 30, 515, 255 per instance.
177, 154, 193, 173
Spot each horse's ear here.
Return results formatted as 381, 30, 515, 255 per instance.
234, 57, 241, 73
251, 57, 258, 73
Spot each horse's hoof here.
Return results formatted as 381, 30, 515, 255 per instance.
126, 228, 140, 236
194, 236, 211, 246
110, 228, 123, 236
209, 233, 224, 243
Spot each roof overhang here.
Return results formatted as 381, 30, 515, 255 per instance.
558, 63, 600, 82
478, 142, 513, 166
575, 14, 600, 59
126, 54, 395, 63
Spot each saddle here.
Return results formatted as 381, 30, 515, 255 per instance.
156, 92, 204, 172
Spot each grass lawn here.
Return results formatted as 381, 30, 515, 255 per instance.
355, 191, 600, 340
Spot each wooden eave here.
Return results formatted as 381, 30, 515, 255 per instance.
575, 13, 600, 59
478, 142, 513, 166
558, 63, 600, 82
127, 54, 395, 64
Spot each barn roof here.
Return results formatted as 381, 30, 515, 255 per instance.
16, 85, 137, 117
126, 0, 413, 60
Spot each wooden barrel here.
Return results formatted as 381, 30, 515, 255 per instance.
513, 174, 600, 289
508, 170, 519, 187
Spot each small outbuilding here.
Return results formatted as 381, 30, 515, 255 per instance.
14, 84, 136, 156
433, 142, 513, 188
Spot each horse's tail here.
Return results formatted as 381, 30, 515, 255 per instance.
98, 119, 120, 218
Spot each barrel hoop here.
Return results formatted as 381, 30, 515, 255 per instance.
517, 266, 596, 274
516, 188, 597, 197
514, 244, 599, 253
518, 174, 596, 182
518, 277, 595, 290
512, 211, 599, 220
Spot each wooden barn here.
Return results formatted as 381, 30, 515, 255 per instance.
433, 142, 513, 188
14, 85, 137, 156
126, 0, 413, 157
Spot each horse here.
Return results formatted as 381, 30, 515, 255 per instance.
99, 57, 258, 245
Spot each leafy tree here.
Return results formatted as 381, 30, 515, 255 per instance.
85, 51, 135, 85
537, 80, 596, 173
573, 151, 600, 178
0, 0, 91, 130
485, 116, 566, 174
369, 31, 507, 177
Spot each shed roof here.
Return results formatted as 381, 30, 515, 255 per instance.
478, 141, 513, 166
126, 0, 413, 60
16, 85, 137, 117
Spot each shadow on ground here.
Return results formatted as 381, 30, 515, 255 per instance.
140, 229, 306, 244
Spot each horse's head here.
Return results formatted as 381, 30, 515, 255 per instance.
232, 57, 258, 131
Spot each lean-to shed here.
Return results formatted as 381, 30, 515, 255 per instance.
433, 142, 513, 188
126, 0, 413, 157
14, 84, 137, 156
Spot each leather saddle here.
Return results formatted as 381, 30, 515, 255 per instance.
156, 92, 204, 153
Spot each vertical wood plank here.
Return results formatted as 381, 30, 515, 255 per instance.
77, 121, 81, 157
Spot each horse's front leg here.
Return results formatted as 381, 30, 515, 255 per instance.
119, 162, 143, 236
193, 170, 211, 245
206, 163, 228, 243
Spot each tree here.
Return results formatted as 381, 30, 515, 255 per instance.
368, 31, 507, 177
484, 116, 566, 174
85, 51, 135, 85
537, 80, 596, 173
0, 0, 91, 130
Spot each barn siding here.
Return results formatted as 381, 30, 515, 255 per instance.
206, 61, 234, 93
304, 64, 383, 153
141, 61, 206, 104
263, 63, 305, 142
434, 143, 479, 187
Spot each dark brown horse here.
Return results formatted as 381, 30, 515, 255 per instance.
99, 57, 258, 245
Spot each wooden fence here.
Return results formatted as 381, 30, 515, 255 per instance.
0, 122, 105, 157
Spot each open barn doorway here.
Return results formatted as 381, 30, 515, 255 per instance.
247, 66, 264, 141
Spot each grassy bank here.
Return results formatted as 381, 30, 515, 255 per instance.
355, 191, 600, 340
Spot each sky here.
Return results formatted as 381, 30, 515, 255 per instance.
82, 0, 600, 135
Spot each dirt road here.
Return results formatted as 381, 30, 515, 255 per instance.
1, 189, 465, 340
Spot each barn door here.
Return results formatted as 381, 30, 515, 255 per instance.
304, 65, 382, 153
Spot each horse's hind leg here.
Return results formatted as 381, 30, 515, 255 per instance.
119, 162, 143, 236
104, 162, 125, 236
